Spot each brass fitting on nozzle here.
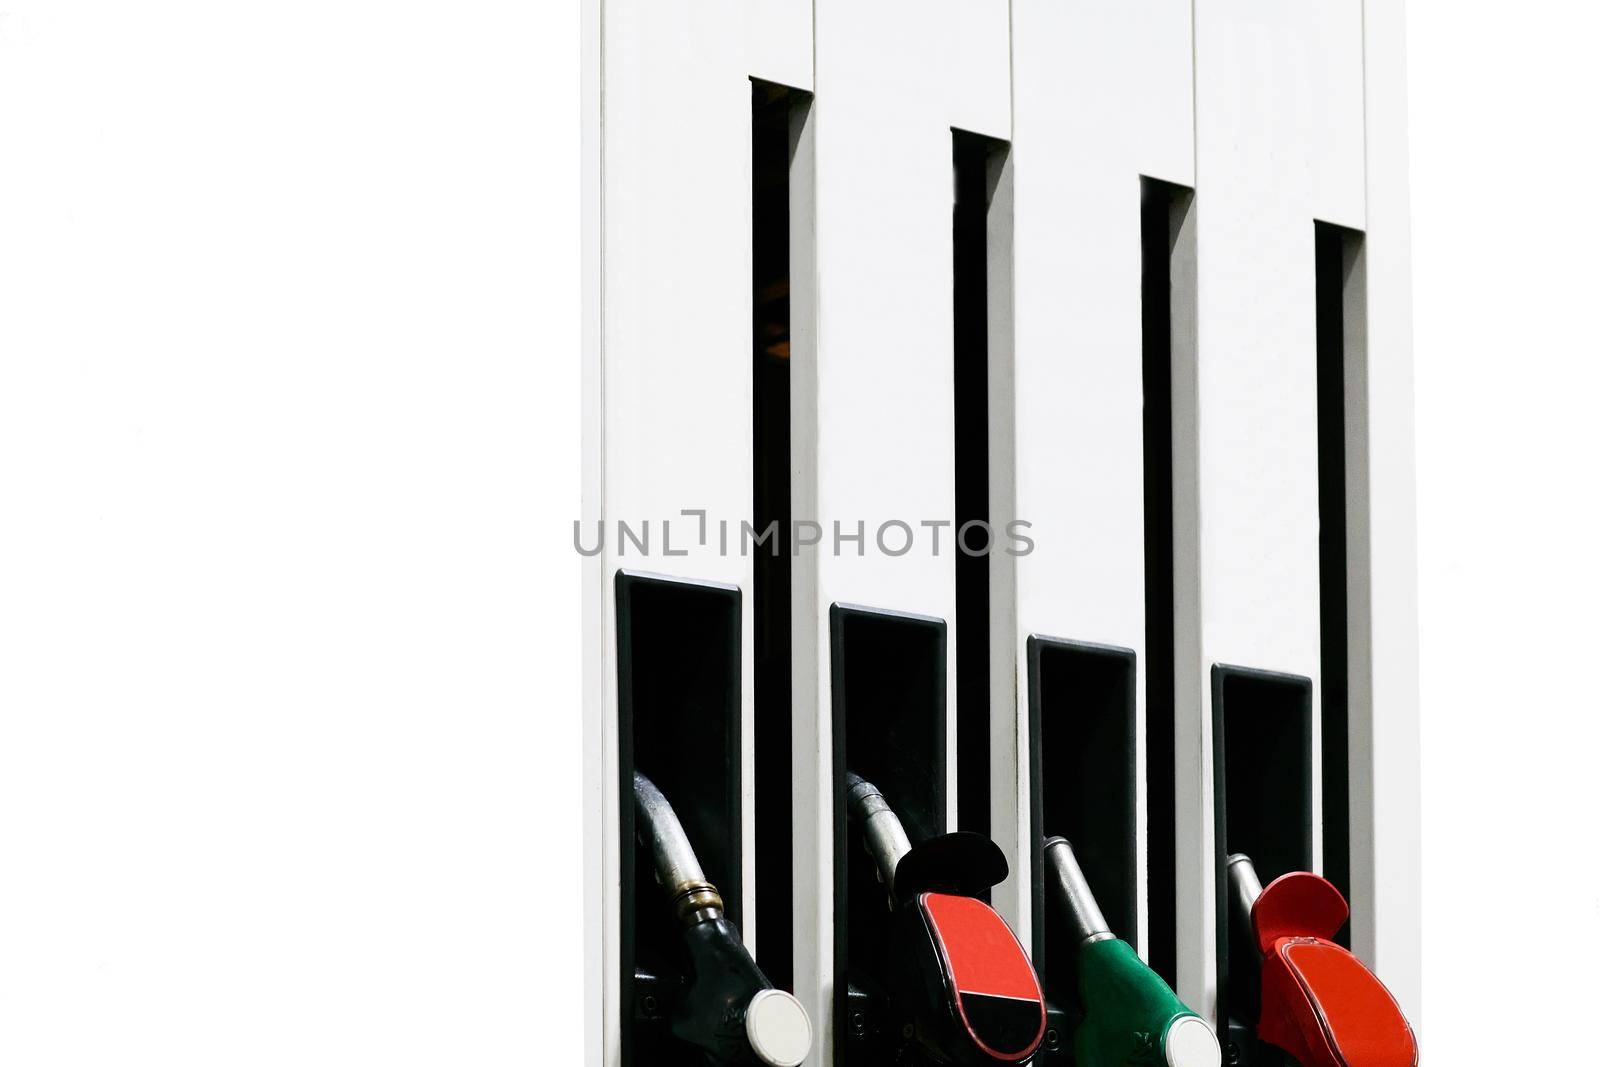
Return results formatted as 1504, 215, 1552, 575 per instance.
670, 880, 725, 927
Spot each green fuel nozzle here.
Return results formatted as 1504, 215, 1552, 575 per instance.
1041, 838, 1220, 1067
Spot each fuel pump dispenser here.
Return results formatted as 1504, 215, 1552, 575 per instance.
1040, 838, 1220, 1067
844, 771, 1047, 1065
1226, 854, 1416, 1067
633, 771, 813, 1067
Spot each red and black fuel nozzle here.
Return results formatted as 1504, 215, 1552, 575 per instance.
1226, 854, 1416, 1067
634, 771, 812, 1067
845, 771, 1046, 1065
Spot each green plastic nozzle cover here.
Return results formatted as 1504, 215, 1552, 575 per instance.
1074, 938, 1218, 1067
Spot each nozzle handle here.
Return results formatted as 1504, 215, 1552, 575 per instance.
675, 916, 813, 1066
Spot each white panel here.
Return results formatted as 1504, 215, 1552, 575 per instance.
1354, 0, 1422, 1025
1180, 0, 1367, 1019
1310, 0, 1368, 231
943, 0, 1013, 140
792, 4, 1011, 1062
747, 0, 814, 91
582, 0, 605, 1060
1008, 0, 1196, 954
595, 2, 814, 1064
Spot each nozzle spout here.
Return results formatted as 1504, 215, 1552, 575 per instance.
1226, 853, 1263, 952
843, 771, 912, 901
1042, 837, 1115, 947
634, 770, 723, 925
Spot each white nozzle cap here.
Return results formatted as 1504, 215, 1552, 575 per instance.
1163, 1014, 1222, 1067
745, 988, 812, 1067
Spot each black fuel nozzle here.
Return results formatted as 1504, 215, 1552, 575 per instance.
844, 771, 1045, 1065
634, 771, 812, 1067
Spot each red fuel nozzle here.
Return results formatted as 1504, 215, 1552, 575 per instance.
911, 890, 1047, 1063
845, 772, 1045, 1065
1227, 855, 1417, 1067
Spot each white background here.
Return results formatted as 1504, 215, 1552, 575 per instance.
0, 1, 585, 1062
0, 1, 1593, 1063
1411, 1, 1600, 1058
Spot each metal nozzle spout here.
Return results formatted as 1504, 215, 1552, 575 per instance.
1226, 853, 1263, 951
634, 770, 724, 925
843, 771, 913, 901
1042, 837, 1115, 947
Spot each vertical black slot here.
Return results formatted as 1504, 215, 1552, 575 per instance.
831, 603, 947, 1062
617, 572, 743, 1066
1140, 176, 1194, 987
1027, 637, 1138, 1008
751, 77, 807, 992
1211, 664, 1312, 1049
1316, 221, 1363, 941
953, 130, 1008, 842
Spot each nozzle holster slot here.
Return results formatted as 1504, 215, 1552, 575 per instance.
1026, 636, 1139, 1009
1210, 664, 1313, 1062
830, 603, 948, 1063
617, 572, 744, 1065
